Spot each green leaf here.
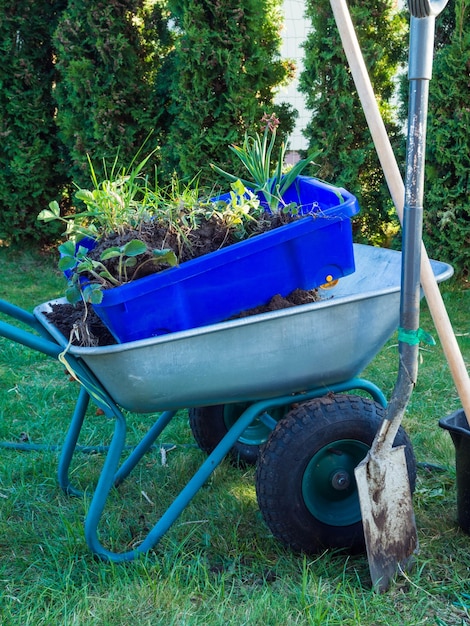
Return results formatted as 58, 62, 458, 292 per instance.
65, 285, 82, 304
75, 189, 96, 204
38, 201, 62, 222
152, 248, 178, 267
58, 240, 77, 256
123, 257, 137, 268
122, 239, 147, 257
100, 247, 121, 261
98, 269, 114, 280
58, 256, 78, 271
210, 164, 255, 189
76, 245, 91, 258
231, 179, 247, 197
279, 151, 322, 197
83, 284, 104, 304
76, 259, 94, 273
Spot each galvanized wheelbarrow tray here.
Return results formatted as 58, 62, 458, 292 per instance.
0, 244, 452, 562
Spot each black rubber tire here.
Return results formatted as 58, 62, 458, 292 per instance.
255, 394, 417, 554
188, 403, 289, 465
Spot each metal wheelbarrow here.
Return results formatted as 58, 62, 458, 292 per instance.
0, 243, 452, 562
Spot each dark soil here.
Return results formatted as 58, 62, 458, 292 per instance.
230, 288, 321, 319
86, 212, 292, 282
46, 302, 116, 347
46, 287, 321, 347
45, 213, 322, 347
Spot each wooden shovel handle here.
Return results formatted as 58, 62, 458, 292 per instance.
330, 0, 470, 425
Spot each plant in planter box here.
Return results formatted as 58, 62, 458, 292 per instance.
58, 238, 179, 306
39, 155, 274, 343
40, 125, 360, 345
53, 177, 263, 309
39, 148, 158, 242
211, 113, 322, 212
38, 151, 182, 343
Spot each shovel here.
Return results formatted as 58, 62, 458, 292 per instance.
330, 0, 470, 423
355, 0, 449, 592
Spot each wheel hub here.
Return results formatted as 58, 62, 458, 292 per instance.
330, 469, 351, 491
301, 439, 369, 526
223, 404, 287, 446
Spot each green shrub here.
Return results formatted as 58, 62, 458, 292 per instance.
161, 0, 296, 183
53, 0, 174, 188
300, 0, 407, 245
423, 0, 469, 276
0, 0, 66, 243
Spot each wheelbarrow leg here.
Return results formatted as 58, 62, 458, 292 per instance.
58, 386, 91, 497
84, 379, 386, 563
54, 376, 386, 561
84, 400, 270, 562
114, 409, 177, 487
57, 386, 177, 494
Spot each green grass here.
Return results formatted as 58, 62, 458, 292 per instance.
0, 244, 469, 625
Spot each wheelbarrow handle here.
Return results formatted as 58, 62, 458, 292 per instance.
0, 299, 62, 359
0, 298, 41, 328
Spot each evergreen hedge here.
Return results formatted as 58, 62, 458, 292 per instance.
0, 0, 66, 243
53, 0, 173, 188
162, 0, 296, 183
423, 0, 469, 275
0, 0, 467, 273
300, 0, 407, 246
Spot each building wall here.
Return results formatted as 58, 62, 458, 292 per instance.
275, 0, 311, 153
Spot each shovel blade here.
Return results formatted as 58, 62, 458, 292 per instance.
355, 445, 418, 592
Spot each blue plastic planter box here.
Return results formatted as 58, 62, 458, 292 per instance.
90, 176, 360, 343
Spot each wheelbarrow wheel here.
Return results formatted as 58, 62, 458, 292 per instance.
255, 394, 417, 553
188, 403, 288, 465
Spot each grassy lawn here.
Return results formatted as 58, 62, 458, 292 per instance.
0, 244, 469, 625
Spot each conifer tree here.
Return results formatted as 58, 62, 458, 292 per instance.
0, 0, 66, 242
162, 0, 296, 183
423, 0, 469, 275
53, 0, 173, 186
300, 0, 407, 244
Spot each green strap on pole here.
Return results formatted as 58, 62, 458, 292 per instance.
398, 327, 436, 346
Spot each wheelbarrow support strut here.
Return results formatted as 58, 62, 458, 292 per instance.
57, 378, 385, 562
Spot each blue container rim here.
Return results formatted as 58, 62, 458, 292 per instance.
94, 213, 351, 308
213, 175, 359, 218
77, 176, 359, 309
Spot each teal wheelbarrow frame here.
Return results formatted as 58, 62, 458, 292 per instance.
0, 244, 452, 562
0, 297, 386, 562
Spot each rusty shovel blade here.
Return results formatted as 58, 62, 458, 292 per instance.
355, 445, 418, 592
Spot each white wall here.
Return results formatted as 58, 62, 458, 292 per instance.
275, 0, 311, 152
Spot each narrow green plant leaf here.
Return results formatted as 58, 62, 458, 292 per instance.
98, 268, 114, 280
210, 164, 255, 189
280, 151, 322, 196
